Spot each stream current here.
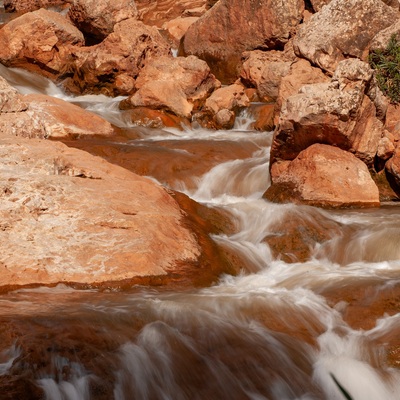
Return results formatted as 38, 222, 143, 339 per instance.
0, 66, 400, 400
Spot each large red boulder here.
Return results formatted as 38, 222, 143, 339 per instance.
265, 144, 380, 208
179, 0, 304, 83
240, 50, 293, 103
120, 55, 220, 118
135, 0, 207, 27
293, 0, 398, 74
63, 18, 171, 96
271, 59, 383, 168
3, 0, 67, 12
0, 9, 84, 81
67, 0, 138, 43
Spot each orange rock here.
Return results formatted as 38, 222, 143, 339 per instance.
135, 0, 207, 27
293, 0, 398, 74
179, 0, 304, 83
271, 59, 383, 168
64, 18, 171, 96
4, 0, 67, 12
0, 132, 233, 291
240, 50, 293, 102
67, 0, 138, 43
121, 55, 220, 118
265, 143, 380, 208
0, 9, 84, 80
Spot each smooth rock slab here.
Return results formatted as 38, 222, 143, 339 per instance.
0, 135, 203, 290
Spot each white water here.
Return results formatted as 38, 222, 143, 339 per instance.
0, 66, 400, 400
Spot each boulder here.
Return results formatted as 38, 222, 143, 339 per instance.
240, 50, 292, 102
274, 58, 329, 123
63, 18, 171, 96
293, 0, 398, 74
263, 206, 342, 262
67, 0, 138, 44
265, 144, 380, 208
0, 134, 206, 290
3, 0, 67, 12
309, 0, 331, 11
179, 0, 304, 83
271, 59, 383, 167
0, 9, 84, 81
0, 93, 114, 139
0, 78, 114, 139
0, 76, 28, 113
386, 146, 400, 196
193, 83, 249, 129
120, 55, 220, 118
162, 16, 199, 48
135, 0, 207, 27
370, 20, 400, 52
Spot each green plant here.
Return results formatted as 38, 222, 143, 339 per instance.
369, 34, 400, 105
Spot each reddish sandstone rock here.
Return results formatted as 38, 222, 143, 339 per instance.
0, 76, 28, 113
135, 0, 207, 27
180, 0, 304, 83
251, 104, 275, 131
293, 0, 398, 74
0, 132, 233, 290
263, 206, 342, 262
120, 55, 220, 118
0, 9, 84, 81
63, 18, 171, 96
240, 50, 293, 102
265, 144, 380, 208
24, 93, 114, 138
3, 0, 67, 12
308, 0, 331, 11
271, 59, 383, 167
194, 83, 249, 129
0, 78, 114, 139
370, 20, 400, 52
385, 147, 400, 196
67, 0, 138, 43
274, 58, 329, 122
162, 16, 199, 48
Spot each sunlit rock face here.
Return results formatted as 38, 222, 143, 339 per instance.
271, 59, 383, 168
120, 55, 220, 118
63, 18, 171, 96
67, 0, 138, 43
293, 0, 398, 74
265, 143, 380, 208
180, 0, 304, 83
3, 0, 67, 12
0, 9, 84, 80
135, 0, 208, 27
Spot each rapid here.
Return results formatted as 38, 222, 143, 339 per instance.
0, 65, 400, 400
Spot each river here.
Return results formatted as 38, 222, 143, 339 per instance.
0, 65, 399, 400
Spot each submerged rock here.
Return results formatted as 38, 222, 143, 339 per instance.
265, 144, 380, 208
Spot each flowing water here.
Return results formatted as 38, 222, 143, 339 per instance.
1, 65, 400, 400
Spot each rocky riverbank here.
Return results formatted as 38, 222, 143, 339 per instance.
1, 0, 400, 290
